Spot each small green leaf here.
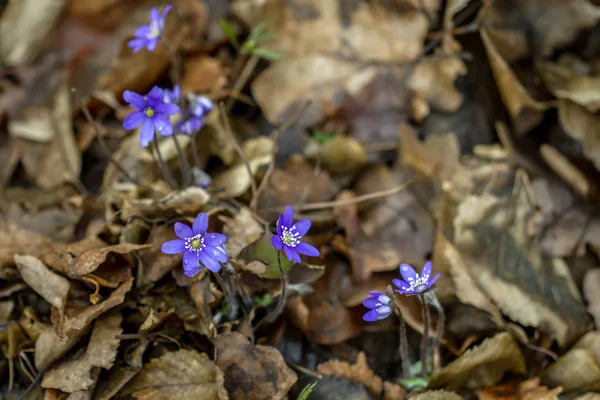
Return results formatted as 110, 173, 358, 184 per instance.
249, 21, 269, 42
256, 31, 278, 43
399, 377, 429, 390
253, 294, 273, 308
312, 129, 337, 145
239, 233, 295, 279
252, 47, 282, 61
296, 380, 319, 400
241, 40, 256, 54
219, 18, 239, 47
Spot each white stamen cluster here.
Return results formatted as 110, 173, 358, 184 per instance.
185, 234, 205, 253
281, 226, 301, 248
400, 265, 430, 293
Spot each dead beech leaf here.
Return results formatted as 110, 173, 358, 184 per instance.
0, 226, 54, 269
316, 352, 405, 399
558, 99, 600, 171
0, 0, 67, 64
411, 391, 463, 400
181, 55, 227, 95
56, 277, 133, 338
583, 269, 600, 328
221, 207, 264, 260
35, 323, 88, 370
215, 332, 297, 400
121, 186, 210, 220
14, 254, 70, 309
42, 312, 122, 393
475, 377, 562, 400
575, 394, 600, 400
317, 135, 368, 176
212, 137, 274, 198
429, 332, 526, 391
481, 29, 548, 135
142, 224, 182, 282
122, 349, 227, 400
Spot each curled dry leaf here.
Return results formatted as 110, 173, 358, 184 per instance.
429, 332, 526, 391
54, 276, 133, 338
221, 206, 264, 260
121, 186, 210, 220
212, 137, 274, 198
14, 254, 70, 309
540, 331, 600, 392
215, 332, 297, 400
475, 377, 562, 400
558, 99, 600, 172
316, 351, 406, 399
122, 349, 228, 400
42, 312, 122, 393
583, 269, 600, 328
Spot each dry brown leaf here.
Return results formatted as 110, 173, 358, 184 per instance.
0, 226, 54, 270
122, 349, 227, 400
410, 390, 463, 400
14, 254, 70, 309
215, 332, 296, 400
6, 201, 82, 242
476, 377, 562, 400
42, 312, 122, 392
212, 137, 274, 198
316, 352, 406, 399
558, 99, 600, 171
35, 322, 88, 370
575, 394, 600, 400
121, 186, 210, 220
429, 332, 526, 391
0, 0, 67, 64
142, 224, 182, 282
221, 207, 264, 260
54, 276, 133, 338
181, 55, 228, 95
541, 348, 600, 392
540, 144, 590, 199
480, 28, 549, 135
317, 135, 368, 176
583, 269, 600, 328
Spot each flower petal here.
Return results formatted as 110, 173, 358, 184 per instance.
183, 251, 200, 271
363, 309, 380, 322
199, 252, 221, 273
184, 263, 203, 277
276, 216, 283, 235
146, 39, 159, 51
174, 222, 192, 239
204, 233, 226, 246
149, 8, 161, 24
282, 205, 293, 227
203, 245, 228, 263
362, 296, 379, 308
271, 235, 283, 250
147, 86, 163, 100
153, 114, 173, 136
161, 239, 185, 254
295, 242, 320, 257
156, 102, 180, 115
283, 246, 301, 263
123, 111, 145, 130
161, 4, 173, 18
392, 278, 408, 291
292, 219, 311, 237
123, 90, 147, 110
428, 272, 441, 286
127, 39, 147, 53
399, 263, 417, 284
133, 25, 151, 38
421, 261, 433, 280
192, 213, 208, 235
139, 118, 155, 147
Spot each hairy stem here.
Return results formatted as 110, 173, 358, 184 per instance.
153, 136, 177, 188
385, 286, 411, 378
424, 291, 445, 374
419, 293, 430, 378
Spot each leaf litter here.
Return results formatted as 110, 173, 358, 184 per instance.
2, 0, 600, 399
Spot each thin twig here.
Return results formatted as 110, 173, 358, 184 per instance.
218, 102, 257, 200
250, 100, 311, 211
226, 54, 260, 112
171, 133, 191, 186
262, 180, 412, 212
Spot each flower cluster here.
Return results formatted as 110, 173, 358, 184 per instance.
128, 5, 172, 53
362, 261, 441, 322
161, 213, 228, 277
272, 206, 320, 263
177, 94, 214, 135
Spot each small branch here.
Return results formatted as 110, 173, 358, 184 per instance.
218, 102, 257, 200
262, 180, 412, 212
250, 100, 311, 211
226, 54, 260, 112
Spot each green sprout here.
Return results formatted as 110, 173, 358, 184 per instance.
220, 18, 282, 61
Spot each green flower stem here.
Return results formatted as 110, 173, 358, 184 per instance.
418, 293, 430, 378
424, 291, 445, 374
385, 286, 411, 378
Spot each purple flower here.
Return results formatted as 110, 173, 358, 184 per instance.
160, 212, 228, 276
128, 5, 173, 53
177, 116, 203, 135
189, 94, 214, 118
164, 85, 181, 104
393, 261, 440, 296
122, 86, 180, 147
271, 205, 320, 263
363, 291, 393, 322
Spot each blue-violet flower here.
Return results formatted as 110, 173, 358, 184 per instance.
164, 84, 181, 104
272, 205, 320, 263
393, 261, 440, 296
123, 86, 180, 147
161, 212, 228, 276
177, 116, 203, 135
128, 5, 172, 53
189, 94, 214, 117
363, 291, 393, 321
